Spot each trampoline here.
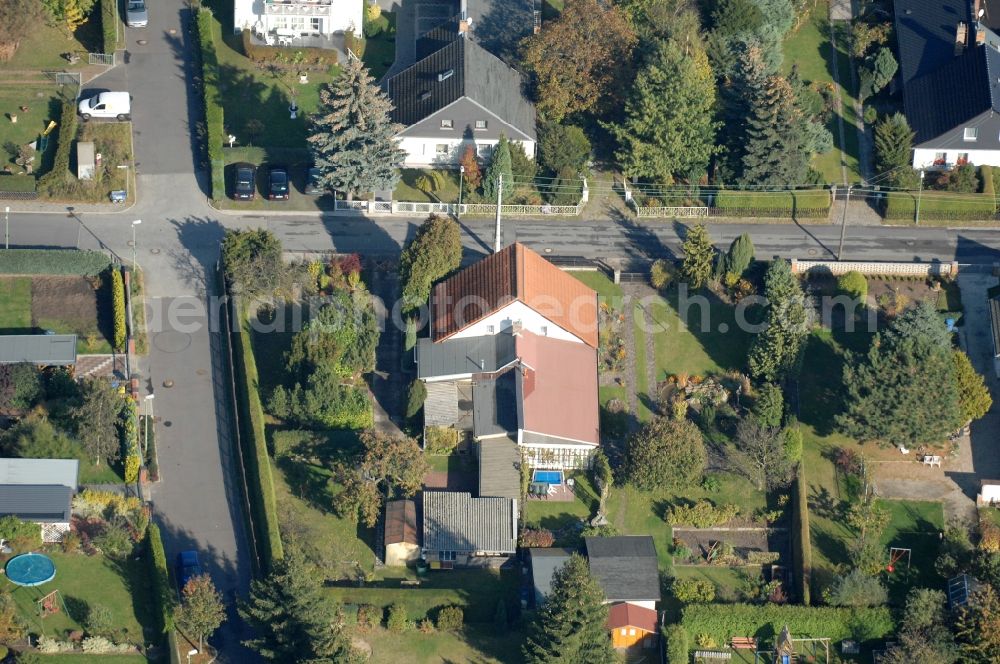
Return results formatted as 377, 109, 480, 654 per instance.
5, 553, 56, 587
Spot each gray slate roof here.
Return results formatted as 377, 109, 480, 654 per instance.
0, 459, 79, 490
422, 491, 517, 554
416, 332, 516, 379
585, 536, 661, 603
527, 547, 574, 606
0, 485, 72, 522
384, 37, 535, 138
0, 335, 77, 366
478, 437, 520, 500
472, 371, 518, 438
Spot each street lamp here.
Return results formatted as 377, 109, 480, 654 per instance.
131, 219, 141, 271
915, 169, 925, 226
458, 165, 465, 219
143, 394, 154, 458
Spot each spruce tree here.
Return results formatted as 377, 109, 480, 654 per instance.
741, 73, 809, 186
398, 214, 463, 314
680, 224, 715, 289
874, 113, 919, 188
724, 233, 754, 276
307, 58, 406, 200
747, 259, 807, 381
523, 554, 615, 664
240, 544, 361, 662
482, 135, 513, 202
837, 302, 964, 446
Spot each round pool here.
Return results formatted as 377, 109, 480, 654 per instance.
5, 553, 56, 587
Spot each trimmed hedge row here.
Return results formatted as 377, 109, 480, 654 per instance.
663, 624, 687, 664
232, 303, 284, 571
147, 523, 175, 633
101, 0, 117, 54
37, 98, 78, 194
196, 9, 225, 202
0, 175, 38, 193
712, 190, 832, 218
0, 249, 111, 275
884, 191, 997, 221
240, 29, 339, 66
792, 467, 812, 605
680, 604, 894, 644
112, 267, 126, 350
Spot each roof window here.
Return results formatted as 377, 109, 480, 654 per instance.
418, 91, 431, 102
438, 69, 454, 82
964, 127, 979, 141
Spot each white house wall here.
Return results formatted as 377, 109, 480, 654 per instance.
398, 137, 536, 168
913, 147, 1000, 169
234, 0, 361, 36
447, 301, 583, 345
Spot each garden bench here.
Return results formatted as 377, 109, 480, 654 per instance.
694, 651, 732, 660
922, 455, 942, 467
731, 637, 757, 649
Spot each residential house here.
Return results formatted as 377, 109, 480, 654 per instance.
416, 243, 599, 471
526, 547, 574, 606
422, 491, 517, 566
896, 0, 1000, 168
0, 334, 77, 366
233, 0, 361, 47
415, 0, 539, 65
0, 459, 79, 542
990, 295, 1000, 376
585, 535, 661, 608
384, 499, 419, 566
607, 602, 659, 649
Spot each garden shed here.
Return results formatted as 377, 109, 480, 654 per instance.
978, 480, 1000, 505
383, 499, 419, 567
76, 141, 95, 180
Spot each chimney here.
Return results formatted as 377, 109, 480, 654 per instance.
978, 24, 987, 45
458, 19, 470, 34
510, 321, 523, 336
975, 0, 983, 22
957, 21, 969, 53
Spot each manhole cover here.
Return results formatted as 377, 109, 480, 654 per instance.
150, 248, 161, 255
163, 421, 172, 427
137, 39, 147, 45
162, 380, 174, 388
807, 248, 818, 256
153, 330, 192, 353
544, 248, 552, 253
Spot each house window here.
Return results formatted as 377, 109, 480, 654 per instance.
934, 152, 946, 165
620, 629, 627, 636
957, 152, 970, 165
477, 144, 492, 157
486, 325, 495, 334
440, 119, 453, 129
629, 629, 636, 636
438, 551, 456, 561
436, 144, 449, 155
964, 127, 979, 141
475, 120, 488, 130
541, 325, 548, 336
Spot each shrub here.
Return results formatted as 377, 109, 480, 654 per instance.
982, 165, 995, 197
792, 468, 812, 605
100, 0, 116, 54
38, 636, 74, 653
81, 636, 132, 653
37, 98, 78, 195
406, 379, 426, 419
424, 425, 459, 454
148, 524, 175, 633
0, 516, 40, 550
666, 501, 739, 528
111, 268, 126, 350
823, 569, 888, 607
650, 259, 673, 290
838, 270, 868, 302
94, 519, 134, 558
519, 528, 555, 548
663, 624, 688, 664
436, 606, 464, 631
196, 10, 225, 201
417, 617, 435, 633
240, 30, 339, 66
694, 633, 716, 648
681, 603, 894, 644
0, 363, 43, 413
0, 249, 110, 275
980, 523, 1000, 552
673, 578, 716, 603
356, 604, 380, 631
884, 190, 996, 221
386, 603, 408, 633
85, 605, 114, 638
61, 531, 81, 554
344, 30, 366, 58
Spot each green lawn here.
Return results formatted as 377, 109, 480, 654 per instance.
0, 87, 63, 173
648, 289, 753, 380
0, 19, 100, 71
878, 499, 944, 603
782, 1, 862, 183
572, 271, 624, 302
2, 551, 155, 643
28, 656, 150, 664
394, 169, 462, 204
271, 429, 375, 579
79, 460, 126, 484
0, 276, 31, 330
360, 625, 523, 664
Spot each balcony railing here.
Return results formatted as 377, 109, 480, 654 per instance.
264, 1, 332, 14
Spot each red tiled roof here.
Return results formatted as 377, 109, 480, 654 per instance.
385, 499, 418, 545
515, 331, 599, 445
606, 603, 657, 633
431, 243, 599, 348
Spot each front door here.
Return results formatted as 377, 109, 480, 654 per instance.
311, 17, 322, 35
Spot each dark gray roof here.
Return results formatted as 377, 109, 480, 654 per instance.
0, 459, 79, 489
478, 437, 520, 500
385, 37, 535, 138
0, 485, 72, 522
472, 371, 518, 437
527, 547, 575, 606
894, 0, 971, 86
422, 491, 517, 554
0, 335, 77, 365
416, 332, 516, 379
585, 536, 661, 603
461, 0, 535, 64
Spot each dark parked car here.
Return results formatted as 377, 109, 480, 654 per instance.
233, 162, 256, 201
268, 166, 289, 201
304, 167, 323, 195
176, 550, 203, 590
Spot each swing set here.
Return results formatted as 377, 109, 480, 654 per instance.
886, 547, 912, 574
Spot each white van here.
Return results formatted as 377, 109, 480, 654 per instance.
78, 92, 131, 121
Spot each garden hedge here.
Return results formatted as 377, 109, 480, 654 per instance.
712, 190, 832, 218
884, 191, 997, 221
663, 624, 688, 664
196, 9, 225, 202
792, 467, 812, 605
982, 165, 994, 197
147, 523, 175, 633
100, 0, 117, 54
37, 98, 78, 194
0, 249, 110, 275
111, 267, 126, 350
240, 30, 339, 66
681, 604, 894, 644
231, 303, 284, 571
0, 175, 37, 194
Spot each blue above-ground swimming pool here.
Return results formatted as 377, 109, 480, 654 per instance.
533, 470, 564, 485
5, 552, 56, 587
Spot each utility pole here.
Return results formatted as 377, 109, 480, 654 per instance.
493, 173, 503, 253
915, 169, 925, 225
131, 219, 141, 271
4, 206, 9, 250
458, 165, 465, 220
837, 184, 851, 260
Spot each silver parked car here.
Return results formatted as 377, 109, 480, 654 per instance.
126, 0, 148, 27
